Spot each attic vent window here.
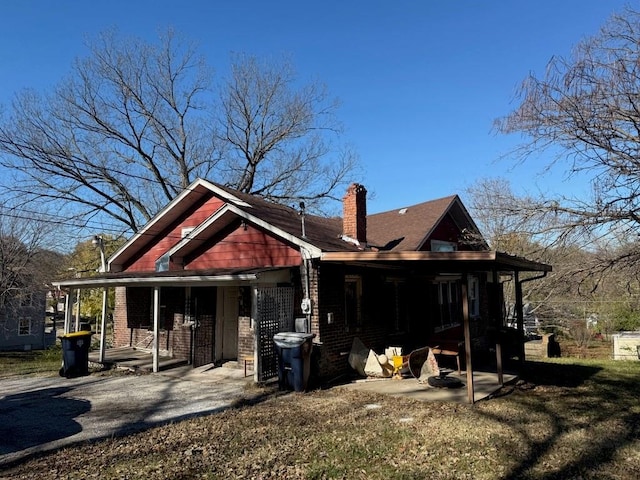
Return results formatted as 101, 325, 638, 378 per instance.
155, 253, 170, 272
398, 208, 408, 215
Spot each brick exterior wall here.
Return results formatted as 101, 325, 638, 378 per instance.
309, 263, 498, 382
314, 264, 389, 381
237, 315, 253, 363
113, 286, 191, 359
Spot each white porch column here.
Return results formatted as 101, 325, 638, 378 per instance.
252, 286, 259, 382
99, 288, 108, 363
64, 291, 72, 334
75, 288, 81, 331
153, 286, 160, 373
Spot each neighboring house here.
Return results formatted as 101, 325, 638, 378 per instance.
54, 179, 551, 387
0, 291, 54, 351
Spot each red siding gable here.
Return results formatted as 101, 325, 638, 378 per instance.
185, 224, 301, 270
123, 195, 225, 272
422, 214, 472, 251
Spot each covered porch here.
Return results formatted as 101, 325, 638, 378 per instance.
88, 346, 187, 372
319, 250, 552, 404
53, 269, 265, 374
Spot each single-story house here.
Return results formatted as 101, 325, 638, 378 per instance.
54, 179, 551, 402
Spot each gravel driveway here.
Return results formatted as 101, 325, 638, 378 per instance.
0, 366, 254, 466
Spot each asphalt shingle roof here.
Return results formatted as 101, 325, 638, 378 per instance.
214, 183, 460, 253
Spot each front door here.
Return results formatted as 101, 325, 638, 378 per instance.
192, 286, 216, 367
216, 286, 239, 361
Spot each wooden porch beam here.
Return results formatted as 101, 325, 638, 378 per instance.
461, 279, 475, 404
493, 270, 504, 386
514, 271, 525, 365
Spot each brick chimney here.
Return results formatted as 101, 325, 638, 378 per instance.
342, 183, 367, 244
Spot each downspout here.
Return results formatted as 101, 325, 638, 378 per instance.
300, 247, 313, 333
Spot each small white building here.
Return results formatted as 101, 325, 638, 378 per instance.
612, 332, 640, 361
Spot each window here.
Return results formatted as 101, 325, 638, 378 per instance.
431, 240, 457, 252
344, 275, 362, 327
468, 275, 480, 318
18, 317, 32, 336
384, 279, 408, 332
181, 227, 195, 238
20, 293, 34, 307
155, 253, 170, 272
431, 279, 461, 332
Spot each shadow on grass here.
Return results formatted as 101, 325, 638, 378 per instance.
519, 360, 603, 388
481, 359, 640, 479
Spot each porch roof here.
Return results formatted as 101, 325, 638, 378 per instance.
52, 267, 270, 289
320, 250, 552, 273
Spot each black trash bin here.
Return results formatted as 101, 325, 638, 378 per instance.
59, 330, 93, 378
273, 332, 315, 392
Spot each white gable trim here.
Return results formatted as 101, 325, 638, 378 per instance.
167, 203, 322, 262
108, 178, 255, 271
195, 178, 252, 208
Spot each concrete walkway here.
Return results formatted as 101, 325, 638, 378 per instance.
0, 365, 258, 467
345, 370, 517, 403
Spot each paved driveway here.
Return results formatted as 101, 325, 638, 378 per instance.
0, 366, 255, 466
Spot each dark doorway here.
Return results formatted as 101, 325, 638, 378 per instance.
192, 287, 217, 367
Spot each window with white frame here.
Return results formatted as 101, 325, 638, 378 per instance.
431, 240, 457, 252
20, 292, 34, 307
18, 317, 32, 336
468, 275, 480, 318
344, 275, 362, 327
431, 278, 461, 332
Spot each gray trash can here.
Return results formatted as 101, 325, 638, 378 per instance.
59, 330, 93, 378
273, 332, 315, 392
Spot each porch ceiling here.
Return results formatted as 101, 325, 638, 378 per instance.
320, 250, 552, 273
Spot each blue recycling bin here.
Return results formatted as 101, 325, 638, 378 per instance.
273, 332, 315, 392
59, 330, 93, 378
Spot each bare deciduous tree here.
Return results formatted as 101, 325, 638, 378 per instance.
0, 30, 359, 235
0, 208, 61, 318
493, 7, 640, 283
217, 54, 357, 205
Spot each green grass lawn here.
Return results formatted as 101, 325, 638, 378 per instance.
2, 356, 640, 479
0, 346, 62, 378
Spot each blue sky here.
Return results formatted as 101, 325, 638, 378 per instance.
0, 0, 631, 214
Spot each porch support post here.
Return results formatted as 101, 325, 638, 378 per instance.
99, 288, 108, 363
461, 279, 475, 404
64, 291, 72, 334
75, 288, 81, 331
493, 270, 504, 385
252, 286, 259, 382
152, 287, 160, 373
514, 271, 525, 365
